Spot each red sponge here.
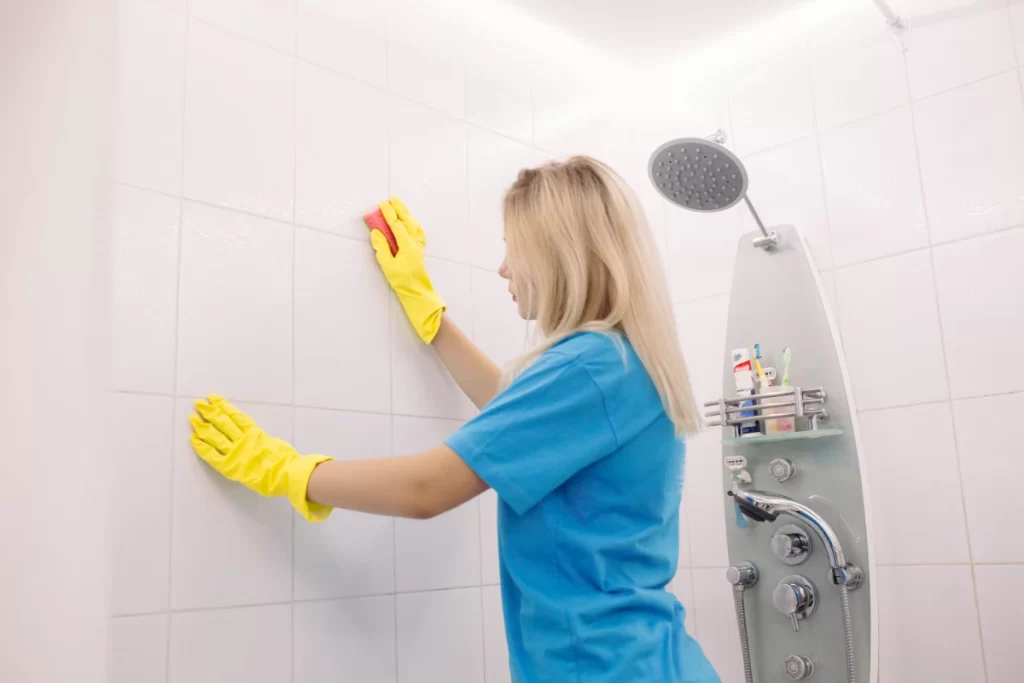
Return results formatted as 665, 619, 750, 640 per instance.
363, 207, 398, 257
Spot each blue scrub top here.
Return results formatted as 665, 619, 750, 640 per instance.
446, 332, 720, 683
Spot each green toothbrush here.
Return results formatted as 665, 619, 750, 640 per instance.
782, 347, 792, 387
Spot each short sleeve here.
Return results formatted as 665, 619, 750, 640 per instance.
445, 350, 619, 515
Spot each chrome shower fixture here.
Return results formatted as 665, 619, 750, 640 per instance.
648, 130, 779, 251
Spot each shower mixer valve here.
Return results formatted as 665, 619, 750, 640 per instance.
772, 575, 817, 632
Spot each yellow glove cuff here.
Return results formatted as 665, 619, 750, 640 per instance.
288, 454, 333, 522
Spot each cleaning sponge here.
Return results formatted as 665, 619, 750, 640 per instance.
363, 207, 398, 256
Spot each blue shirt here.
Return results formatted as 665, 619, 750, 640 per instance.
446, 332, 719, 683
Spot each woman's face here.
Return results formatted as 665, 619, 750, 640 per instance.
498, 247, 532, 320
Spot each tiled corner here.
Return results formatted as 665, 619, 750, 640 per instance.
110, 614, 168, 683
115, 0, 185, 194
170, 399, 293, 610
876, 565, 985, 683
953, 392, 1024, 563
396, 588, 485, 683
974, 564, 1024, 683
471, 268, 528, 369
183, 20, 294, 220
913, 71, 1024, 244
169, 604, 292, 683
393, 416, 481, 592
858, 403, 970, 564
730, 49, 816, 155
390, 258, 476, 420
467, 126, 532, 271
663, 203, 746, 303
189, 0, 294, 53
820, 107, 929, 267
293, 407, 394, 600
176, 202, 293, 405
933, 228, 1024, 399
741, 138, 833, 269
682, 431, 728, 568
809, 4, 908, 131
293, 596, 397, 683
294, 227, 391, 413
482, 585, 511, 683
905, 7, 1016, 101
835, 250, 948, 410
296, 0, 387, 87
295, 61, 388, 238
111, 394, 173, 615
673, 294, 729, 409
389, 97, 470, 265
691, 568, 743, 683
112, 185, 180, 394
480, 489, 500, 585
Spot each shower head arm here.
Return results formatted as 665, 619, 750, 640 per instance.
742, 196, 780, 251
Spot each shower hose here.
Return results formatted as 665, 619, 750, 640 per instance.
733, 583, 857, 683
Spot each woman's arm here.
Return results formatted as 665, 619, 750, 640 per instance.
306, 445, 489, 519
432, 314, 503, 409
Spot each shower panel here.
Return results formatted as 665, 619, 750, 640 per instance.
650, 135, 877, 682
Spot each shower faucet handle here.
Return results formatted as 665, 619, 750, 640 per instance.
725, 563, 759, 588
772, 576, 817, 632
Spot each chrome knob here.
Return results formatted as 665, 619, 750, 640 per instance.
772, 575, 817, 632
784, 655, 814, 680
771, 524, 811, 565
726, 563, 759, 588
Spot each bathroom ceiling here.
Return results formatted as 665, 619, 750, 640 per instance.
503, 0, 817, 68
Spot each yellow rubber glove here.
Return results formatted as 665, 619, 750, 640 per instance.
189, 394, 333, 522
370, 197, 446, 344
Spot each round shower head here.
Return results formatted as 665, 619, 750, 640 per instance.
648, 137, 749, 213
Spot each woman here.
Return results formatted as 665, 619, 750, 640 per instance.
189, 156, 719, 682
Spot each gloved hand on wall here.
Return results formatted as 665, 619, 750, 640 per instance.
189, 394, 333, 522
369, 197, 446, 344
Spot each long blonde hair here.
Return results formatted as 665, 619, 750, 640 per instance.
503, 156, 701, 435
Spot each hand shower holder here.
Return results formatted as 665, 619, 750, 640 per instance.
703, 386, 829, 437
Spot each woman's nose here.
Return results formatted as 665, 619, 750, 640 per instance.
498, 259, 510, 280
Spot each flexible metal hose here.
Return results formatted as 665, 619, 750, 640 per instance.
839, 585, 856, 683
732, 586, 754, 683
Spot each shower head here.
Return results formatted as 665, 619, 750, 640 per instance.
649, 130, 780, 250
648, 136, 748, 213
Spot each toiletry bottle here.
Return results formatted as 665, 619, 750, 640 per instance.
732, 349, 759, 437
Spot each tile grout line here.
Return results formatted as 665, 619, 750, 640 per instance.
162, 3, 193, 679
904, 43, 991, 681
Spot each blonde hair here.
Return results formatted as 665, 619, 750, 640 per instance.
502, 156, 701, 435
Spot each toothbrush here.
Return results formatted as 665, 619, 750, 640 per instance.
781, 347, 792, 387
752, 343, 769, 388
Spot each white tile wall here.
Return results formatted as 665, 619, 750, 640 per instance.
111, 394, 174, 615
820, 107, 929, 267
858, 404, 970, 565
681, 431, 728, 569
110, 614, 168, 683
480, 490, 501, 585
294, 227, 391, 413
730, 48, 816, 155
933, 227, 1024, 399
294, 61, 389, 238
483, 585, 511, 683
397, 588, 485, 683
183, 20, 295, 220
913, 71, 1024, 244
674, 294, 729, 408
112, 185, 180, 394
877, 565, 986, 682
116, 0, 186, 194
953, 392, 1024, 563
176, 202, 294, 404
905, 7, 1016, 101
691, 568, 743, 683
835, 250, 949, 410
975, 564, 1024, 683
295, 0, 387, 87
293, 596, 397, 683
471, 267, 528, 369
190, 0, 294, 53
1014, 3, 1024, 64
468, 126, 532, 270
293, 407, 395, 600
169, 604, 292, 683
664, 204, 746, 303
